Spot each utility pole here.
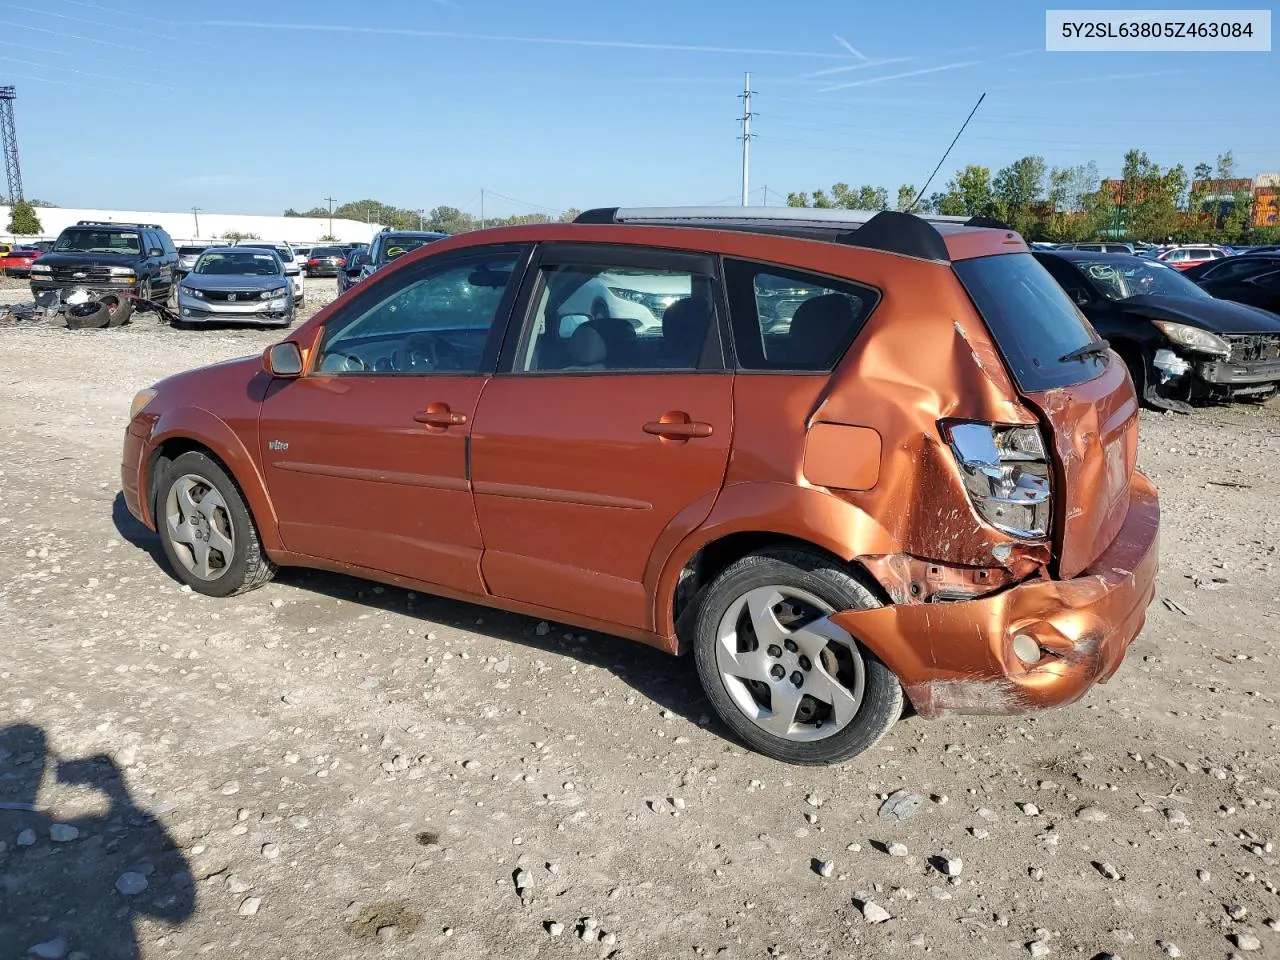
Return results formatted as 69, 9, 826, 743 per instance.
324, 195, 336, 237
480, 188, 485, 229
417, 209, 424, 230
738, 72, 755, 206
191, 206, 201, 238
762, 185, 768, 206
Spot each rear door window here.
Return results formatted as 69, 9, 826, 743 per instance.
954, 253, 1102, 392
722, 258, 879, 371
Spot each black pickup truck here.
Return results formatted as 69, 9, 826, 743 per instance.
28, 220, 179, 323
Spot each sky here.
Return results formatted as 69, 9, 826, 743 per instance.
1, 0, 1276, 219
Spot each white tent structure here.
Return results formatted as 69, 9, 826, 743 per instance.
1, 205, 385, 246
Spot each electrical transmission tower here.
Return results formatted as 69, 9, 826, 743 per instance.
738, 73, 756, 206
0, 86, 23, 203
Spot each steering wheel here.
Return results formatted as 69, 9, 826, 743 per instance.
392, 333, 461, 372
319, 352, 369, 373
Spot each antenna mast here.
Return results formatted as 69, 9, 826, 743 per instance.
909, 92, 986, 212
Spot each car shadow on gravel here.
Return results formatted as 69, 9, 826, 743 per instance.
0, 723, 195, 959
275, 567, 723, 740
112, 492, 183, 586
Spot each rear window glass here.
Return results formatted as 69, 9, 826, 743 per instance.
954, 253, 1101, 392
722, 258, 879, 371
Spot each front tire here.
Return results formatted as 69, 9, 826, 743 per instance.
693, 548, 903, 765
156, 451, 276, 597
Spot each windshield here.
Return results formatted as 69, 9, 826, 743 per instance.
311, 246, 344, 257
178, 246, 209, 256
194, 251, 283, 276
54, 228, 141, 255
1073, 258, 1210, 301
377, 236, 437, 263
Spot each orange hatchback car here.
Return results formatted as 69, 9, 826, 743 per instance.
122, 207, 1160, 764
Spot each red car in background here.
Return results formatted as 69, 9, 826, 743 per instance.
1157, 246, 1229, 271
0, 245, 45, 278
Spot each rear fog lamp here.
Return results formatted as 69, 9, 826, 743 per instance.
1012, 633, 1042, 664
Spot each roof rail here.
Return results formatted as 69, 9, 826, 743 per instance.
75, 220, 164, 229
569, 206, 1014, 262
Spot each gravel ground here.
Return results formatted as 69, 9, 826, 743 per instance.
1, 294, 1279, 960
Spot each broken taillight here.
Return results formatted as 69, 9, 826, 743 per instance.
943, 421, 1052, 539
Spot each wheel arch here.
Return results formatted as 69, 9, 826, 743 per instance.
147, 408, 282, 553
647, 482, 899, 651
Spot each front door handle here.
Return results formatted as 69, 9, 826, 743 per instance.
644, 413, 713, 440
414, 404, 467, 427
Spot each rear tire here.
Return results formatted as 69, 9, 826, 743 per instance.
155, 451, 276, 597
693, 548, 903, 765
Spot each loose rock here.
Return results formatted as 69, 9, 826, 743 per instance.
238, 896, 262, 917
1231, 932, 1261, 952
1075, 806, 1108, 822
115, 872, 148, 896
860, 901, 891, 924
878, 790, 925, 821
27, 939, 68, 960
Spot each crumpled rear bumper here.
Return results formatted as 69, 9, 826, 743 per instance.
831, 472, 1160, 718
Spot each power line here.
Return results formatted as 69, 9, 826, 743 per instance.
483, 190, 563, 214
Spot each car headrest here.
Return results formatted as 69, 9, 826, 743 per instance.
567, 323, 607, 366
786, 294, 859, 366
662, 297, 711, 351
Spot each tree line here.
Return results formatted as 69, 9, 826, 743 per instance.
284, 200, 582, 234
787, 150, 1278, 244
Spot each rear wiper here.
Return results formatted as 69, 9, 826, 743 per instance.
1059, 339, 1111, 363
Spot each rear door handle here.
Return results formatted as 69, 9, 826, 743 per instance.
414, 405, 468, 427
644, 415, 713, 440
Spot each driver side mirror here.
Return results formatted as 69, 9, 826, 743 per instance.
149, 248, 163, 257
1071, 289, 1091, 306
353, 253, 371, 266
264, 341, 304, 378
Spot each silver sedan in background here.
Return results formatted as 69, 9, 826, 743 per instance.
176, 247, 294, 327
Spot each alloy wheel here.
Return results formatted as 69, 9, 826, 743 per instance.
164, 473, 235, 580
713, 585, 866, 742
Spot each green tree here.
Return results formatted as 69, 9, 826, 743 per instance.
936, 165, 993, 217
6, 200, 42, 235
559, 208, 583, 223
1047, 162, 1099, 213
992, 156, 1047, 234
1193, 162, 1213, 181
219, 230, 260, 242
1219, 187, 1255, 242
1117, 150, 1183, 241
895, 184, 917, 212
1215, 151, 1237, 180
787, 183, 888, 211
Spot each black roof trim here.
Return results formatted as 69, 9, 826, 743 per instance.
568, 205, 1000, 263
573, 207, 619, 225
833, 210, 949, 262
